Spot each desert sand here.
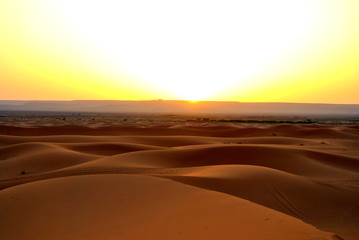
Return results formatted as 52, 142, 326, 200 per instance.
1, 123, 359, 240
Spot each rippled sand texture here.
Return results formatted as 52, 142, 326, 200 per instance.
1, 124, 359, 240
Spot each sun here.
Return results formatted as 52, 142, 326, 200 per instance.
51, 0, 317, 100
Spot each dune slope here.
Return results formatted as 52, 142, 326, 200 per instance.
1, 124, 359, 240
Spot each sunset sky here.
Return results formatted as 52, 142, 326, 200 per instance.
1, 0, 358, 103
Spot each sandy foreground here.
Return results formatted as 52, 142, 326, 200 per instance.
1, 123, 359, 240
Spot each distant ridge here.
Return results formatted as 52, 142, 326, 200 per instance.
0, 100, 359, 117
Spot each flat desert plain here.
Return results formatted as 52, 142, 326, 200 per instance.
1, 122, 359, 240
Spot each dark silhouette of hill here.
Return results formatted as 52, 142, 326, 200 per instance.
0, 100, 358, 117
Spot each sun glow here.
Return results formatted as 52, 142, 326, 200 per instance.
1, 0, 359, 103
54, 0, 317, 100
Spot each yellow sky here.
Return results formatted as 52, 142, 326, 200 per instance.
1, 0, 358, 103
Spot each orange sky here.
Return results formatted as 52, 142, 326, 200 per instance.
1, 0, 359, 103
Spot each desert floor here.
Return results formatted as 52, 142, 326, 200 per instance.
1, 121, 359, 240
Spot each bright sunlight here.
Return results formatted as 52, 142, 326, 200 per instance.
55, 0, 318, 100
1, 0, 358, 103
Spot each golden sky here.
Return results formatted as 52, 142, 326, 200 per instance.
1, 0, 358, 103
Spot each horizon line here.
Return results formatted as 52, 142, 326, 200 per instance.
1, 99, 359, 105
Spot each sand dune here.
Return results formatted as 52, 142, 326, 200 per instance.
1, 124, 359, 239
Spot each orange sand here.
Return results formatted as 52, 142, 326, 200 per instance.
1, 124, 359, 240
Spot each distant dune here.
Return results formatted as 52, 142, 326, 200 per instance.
1, 100, 359, 116
1, 123, 359, 240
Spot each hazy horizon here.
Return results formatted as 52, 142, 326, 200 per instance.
1, 99, 359, 105
1, 100, 359, 117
